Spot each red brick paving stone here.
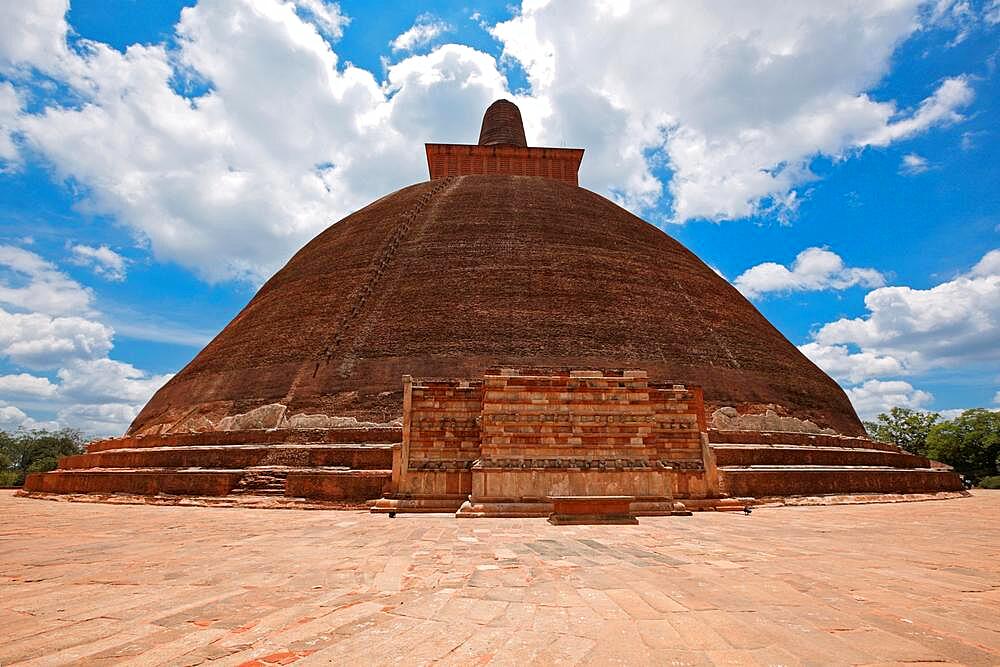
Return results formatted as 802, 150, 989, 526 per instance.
856, 610, 1000, 666
702, 649, 762, 666
0, 617, 124, 664
603, 588, 664, 620
665, 612, 735, 652
530, 633, 599, 665
698, 609, 777, 650
486, 629, 560, 666
70, 626, 194, 662
3, 490, 1000, 665
833, 627, 952, 663
576, 587, 634, 620
115, 627, 232, 666
436, 595, 509, 625
635, 618, 687, 650
580, 619, 679, 665
491, 600, 539, 630
636, 587, 689, 613
432, 626, 513, 666
745, 645, 807, 666
258, 649, 308, 664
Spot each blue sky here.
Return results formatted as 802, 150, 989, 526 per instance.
0, 0, 997, 435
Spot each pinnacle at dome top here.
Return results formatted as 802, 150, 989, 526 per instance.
425, 99, 584, 185
478, 99, 528, 147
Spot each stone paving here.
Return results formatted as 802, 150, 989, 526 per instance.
1, 490, 998, 666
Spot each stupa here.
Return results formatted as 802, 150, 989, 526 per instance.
23, 100, 963, 509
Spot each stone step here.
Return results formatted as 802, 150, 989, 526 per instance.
719, 466, 963, 498
22, 469, 244, 497
59, 444, 395, 471
285, 470, 391, 501
86, 426, 403, 453
708, 429, 898, 451
23, 467, 392, 502
711, 445, 930, 469
231, 467, 290, 496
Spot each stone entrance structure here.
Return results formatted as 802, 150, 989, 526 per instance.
373, 369, 719, 517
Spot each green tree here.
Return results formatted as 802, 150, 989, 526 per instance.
0, 428, 86, 487
863, 407, 940, 455
926, 409, 1000, 480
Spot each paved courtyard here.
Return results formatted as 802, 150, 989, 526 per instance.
1, 490, 998, 666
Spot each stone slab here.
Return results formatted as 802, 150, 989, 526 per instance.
3, 490, 997, 665
547, 495, 638, 525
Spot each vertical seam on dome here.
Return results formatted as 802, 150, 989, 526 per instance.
282, 177, 459, 403
672, 278, 741, 369
330, 176, 461, 377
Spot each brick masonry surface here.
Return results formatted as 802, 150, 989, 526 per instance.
130, 175, 865, 437
425, 144, 584, 185
395, 370, 709, 507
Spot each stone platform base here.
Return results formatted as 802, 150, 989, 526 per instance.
455, 500, 552, 518
23, 467, 392, 501
720, 466, 965, 497
370, 496, 467, 514
670, 497, 751, 512
709, 430, 965, 498
547, 495, 638, 525
631, 499, 693, 516
754, 490, 970, 507
454, 498, 687, 518
548, 513, 638, 525
14, 490, 371, 510
21, 426, 400, 505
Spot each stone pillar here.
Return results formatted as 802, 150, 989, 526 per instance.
371, 376, 482, 514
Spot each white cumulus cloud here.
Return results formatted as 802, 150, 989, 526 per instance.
847, 380, 934, 419
860, 76, 973, 147
0, 0, 70, 73
0, 403, 32, 429
800, 249, 1000, 417
0, 81, 21, 166
56, 358, 172, 405
492, 1, 976, 222
811, 249, 1000, 373
987, 0, 1000, 23
0, 373, 58, 398
0, 310, 114, 369
0, 0, 980, 284
391, 14, 451, 52
0, 245, 170, 435
0, 399, 59, 431
0, 244, 94, 315
290, 0, 348, 39
900, 152, 930, 175
70, 244, 128, 281
7, 0, 511, 283
734, 247, 884, 299
55, 402, 144, 435
797, 342, 905, 385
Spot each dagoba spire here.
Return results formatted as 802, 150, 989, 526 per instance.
425, 98, 584, 185
477, 99, 528, 147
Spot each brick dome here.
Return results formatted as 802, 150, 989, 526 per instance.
131, 174, 864, 436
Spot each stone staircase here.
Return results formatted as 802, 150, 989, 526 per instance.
231, 468, 290, 496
